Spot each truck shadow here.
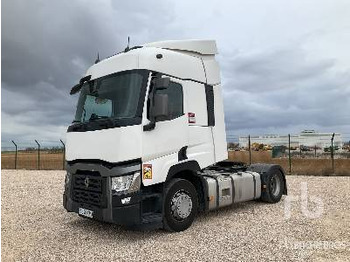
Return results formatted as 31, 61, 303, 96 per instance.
66, 200, 279, 241
67, 218, 162, 241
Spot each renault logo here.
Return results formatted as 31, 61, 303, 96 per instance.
84, 177, 90, 188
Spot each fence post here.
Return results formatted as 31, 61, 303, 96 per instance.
288, 134, 291, 175
331, 133, 335, 175
11, 140, 18, 169
60, 139, 66, 170
314, 145, 317, 158
248, 135, 252, 165
35, 140, 41, 170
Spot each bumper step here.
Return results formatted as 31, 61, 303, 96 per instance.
138, 213, 162, 230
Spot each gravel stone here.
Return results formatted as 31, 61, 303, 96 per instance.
1, 170, 349, 261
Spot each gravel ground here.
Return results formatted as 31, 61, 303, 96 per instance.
1, 170, 350, 262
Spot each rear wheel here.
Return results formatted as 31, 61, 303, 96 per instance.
163, 179, 198, 232
261, 169, 284, 203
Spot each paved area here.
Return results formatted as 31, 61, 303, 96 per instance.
1, 170, 349, 261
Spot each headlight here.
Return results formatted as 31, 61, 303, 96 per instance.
111, 172, 141, 194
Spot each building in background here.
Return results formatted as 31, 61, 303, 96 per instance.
239, 130, 343, 149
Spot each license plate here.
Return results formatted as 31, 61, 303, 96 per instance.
78, 208, 93, 218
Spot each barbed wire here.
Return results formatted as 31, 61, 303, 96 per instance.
1, 139, 65, 151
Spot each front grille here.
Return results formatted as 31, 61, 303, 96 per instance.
74, 174, 102, 192
72, 173, 106, 207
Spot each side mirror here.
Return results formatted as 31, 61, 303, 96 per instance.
154, 77, 170, 89
143, 77, 170, 132
153, 93, 169, 118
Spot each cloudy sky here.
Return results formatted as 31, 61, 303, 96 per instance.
2, 0, 350, 146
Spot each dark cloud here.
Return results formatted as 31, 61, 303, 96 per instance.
1, 0, 177, 142
221, 47, 350, 136
221, 48, 337, 92
1, 0, 350, 145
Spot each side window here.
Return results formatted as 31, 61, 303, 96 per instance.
205, 85, 215, 126
156, 81, 183, 120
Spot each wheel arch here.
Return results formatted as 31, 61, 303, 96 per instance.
247, 163, 287, 195
166, 160, 206, 212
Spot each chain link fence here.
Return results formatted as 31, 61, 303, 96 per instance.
227, 132, 350, 176
2, 133, 350, 175
1, 140, 65, 170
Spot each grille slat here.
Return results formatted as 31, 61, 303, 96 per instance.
73, 190, 102, 206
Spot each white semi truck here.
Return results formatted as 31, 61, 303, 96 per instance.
63, 40, 287, 231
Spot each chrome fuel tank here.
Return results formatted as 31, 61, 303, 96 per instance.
230, 171, 261, 203
203, 172, 233, 210
202, 170, 261, 211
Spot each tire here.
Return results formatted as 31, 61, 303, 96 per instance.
261, 168, 285, 203
163, 178, 198, 232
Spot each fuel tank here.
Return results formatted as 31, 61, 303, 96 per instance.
202, 170, 261, 211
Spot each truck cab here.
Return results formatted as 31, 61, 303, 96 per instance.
63, 40, 287, 231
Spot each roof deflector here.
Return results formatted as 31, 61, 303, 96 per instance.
143, 40, 218, 55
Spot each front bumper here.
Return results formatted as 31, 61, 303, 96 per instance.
63, 193, 142, 226
63, 160, 162, 229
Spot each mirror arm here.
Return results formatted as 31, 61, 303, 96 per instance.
80, 75, 91, 84
70, 75, 92, 95
143, 75, 157, 131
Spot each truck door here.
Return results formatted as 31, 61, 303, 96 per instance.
185, 81, 216, 168
141, 77, 188, 185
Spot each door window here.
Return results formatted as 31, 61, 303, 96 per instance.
149, 81, 184, 121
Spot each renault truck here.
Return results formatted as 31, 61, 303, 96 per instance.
63, 40, 287, 232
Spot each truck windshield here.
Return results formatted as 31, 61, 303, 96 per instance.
74, 70, 147, 124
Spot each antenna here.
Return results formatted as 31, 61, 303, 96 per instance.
125, 36, 130, 52
95, 52, 100, 64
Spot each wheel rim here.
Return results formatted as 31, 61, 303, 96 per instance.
270, 174, 281, 197
170, 190, 193, 221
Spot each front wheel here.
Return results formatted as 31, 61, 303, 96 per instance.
163, 179, 198, 232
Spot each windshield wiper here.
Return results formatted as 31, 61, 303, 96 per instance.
89, 113, 110, 121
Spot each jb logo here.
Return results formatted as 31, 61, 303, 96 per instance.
284, 182, 324, 219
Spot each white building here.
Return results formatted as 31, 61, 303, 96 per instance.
239, 130, 343, 149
